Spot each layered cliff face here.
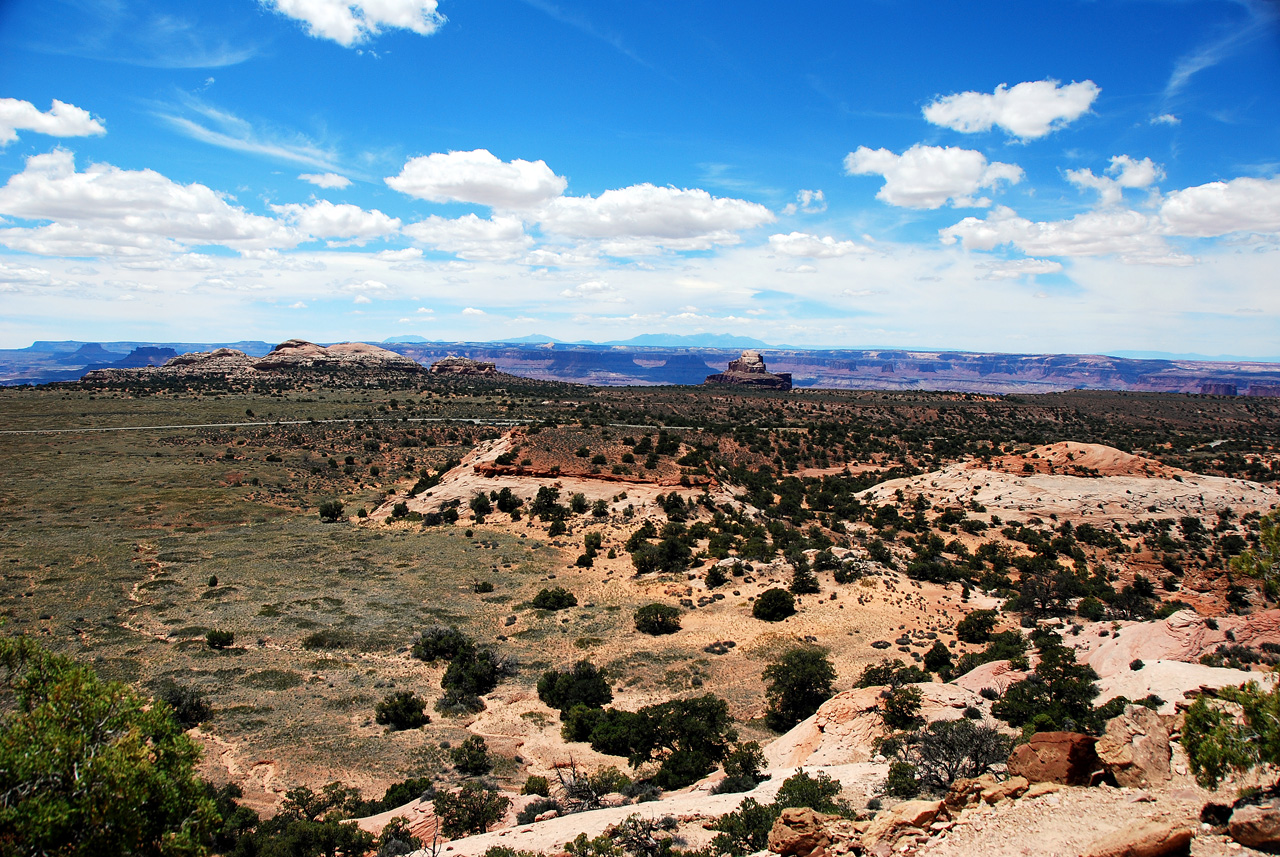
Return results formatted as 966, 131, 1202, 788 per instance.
704, 350, 793, 390
383, 343, 1280, 394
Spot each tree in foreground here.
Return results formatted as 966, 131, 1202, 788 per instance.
762, 647, 836, 731
0, 634, 217, 855
1232, 509, 1280, 603
877, 719, 1011, 795
1183, 680, 1280, 788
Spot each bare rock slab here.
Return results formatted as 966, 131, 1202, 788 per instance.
1083, 821, 1192, 857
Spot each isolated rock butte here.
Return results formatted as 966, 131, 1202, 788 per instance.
429, 356, 498, 375
252, 339, 423, 372
704, 349, 793, 390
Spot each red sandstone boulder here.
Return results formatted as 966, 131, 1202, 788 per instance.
1007, 731, 1101, 785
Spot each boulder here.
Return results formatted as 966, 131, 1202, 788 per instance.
861, 799, 943, 847
944, 775, 997, 811
1229, 804, 1280, 852
1007, 731, 1100, 785
1083, 821, 1193, 857
767, 807, 839, 857
1095, 705, 1172, 788
980, 775, 1029, 804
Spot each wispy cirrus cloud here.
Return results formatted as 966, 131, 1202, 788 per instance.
1164, 0, 1279, 97
154, 97, 341, 171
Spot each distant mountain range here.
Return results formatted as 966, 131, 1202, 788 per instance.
3, 336, 1280, 396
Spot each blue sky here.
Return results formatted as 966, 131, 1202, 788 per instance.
0, 0, 1278, 356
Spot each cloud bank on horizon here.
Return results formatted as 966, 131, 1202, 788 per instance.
0, 0, 1277, 357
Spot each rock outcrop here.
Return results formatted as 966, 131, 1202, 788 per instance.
764, 684, 991, 768
704, 350, 792, 390
1095, 705, 1172, 788
430, 356, 497, 376
768, 807, 841, 857
1006, 731, 1101, 785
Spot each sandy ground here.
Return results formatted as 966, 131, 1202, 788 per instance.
372, 433, 741, 523
859, 442, 1279, 526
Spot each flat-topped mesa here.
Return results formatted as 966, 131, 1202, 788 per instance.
252, 339, 423, 373
429, 356, 498, 376
705, 349, 792, 390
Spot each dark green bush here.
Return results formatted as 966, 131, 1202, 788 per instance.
520, 775, 550, 797
538, 661, 613, 713
884, 760, 919, 797
515, 797, 560, 825
412, 626, 471, 662
433, 783, 510, 837
450, 735, 492, 776
752, 588, 796, 622
955, 609, 998, 643
531, 587, 578, 611
158, 681, 211, 728
206, 630, 234, 649
634, 603, 682, 635
318, 499, 344, 522
712, 742, 767, 794
375, 691, 430, 731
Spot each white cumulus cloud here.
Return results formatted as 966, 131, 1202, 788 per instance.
1066, 155, 1164, 206
537, 183, 774, 252
768, 232, 867, 258
923, 79, 1100, 140
403, 213, 532, 260
0, 98, 105, 147
1159, 176, 1280, 238
941, 205, 1186, 265
263, 0, 444, 46
271, 199, 400, 241
299, 172, 352, 188
0, 150, 299, 257
781, 189, 826, 215
386, 149, 567, 209
461, 306, 485, 315
844, 144, 1022, 209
